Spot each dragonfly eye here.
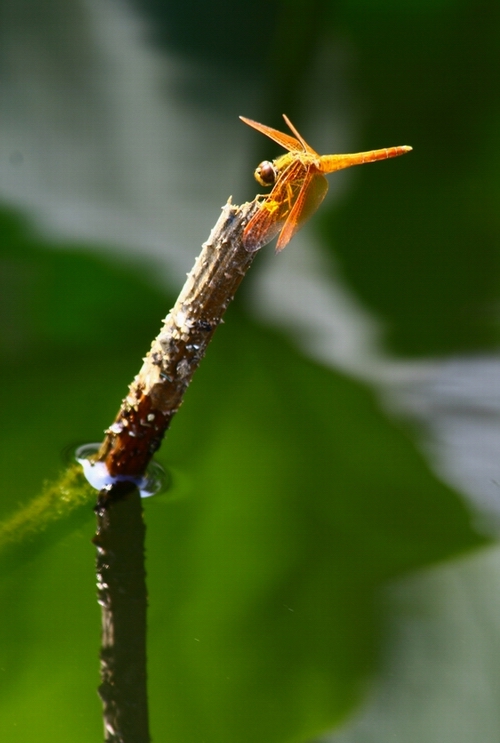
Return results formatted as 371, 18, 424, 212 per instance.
254, 160, 277, 187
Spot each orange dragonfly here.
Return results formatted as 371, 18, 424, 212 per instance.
240, 114, 412, 253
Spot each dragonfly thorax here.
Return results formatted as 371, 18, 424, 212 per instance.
254, 160, 277, 187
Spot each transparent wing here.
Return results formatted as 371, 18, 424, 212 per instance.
243, 207, 285, 253
276, 171, 329, 252
243, 160, 307, 252
282, 114, 317, 155
240, 116, 304, 153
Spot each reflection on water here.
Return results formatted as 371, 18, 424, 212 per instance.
75, 443, 167, 499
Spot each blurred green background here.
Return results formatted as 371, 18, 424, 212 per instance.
1, 1, 500, 741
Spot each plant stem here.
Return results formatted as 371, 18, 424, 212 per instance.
96, 199, 259, 495
93, 197, 260, 740
94, 483, 149, 743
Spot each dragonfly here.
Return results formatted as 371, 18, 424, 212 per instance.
240, 114, 412, 253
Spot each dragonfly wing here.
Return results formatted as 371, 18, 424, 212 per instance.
243, 160, 307, 252
282, 114, 318, 155
276, 171, 329, 252
240, 116, 304, 153
243, 208, 285, 252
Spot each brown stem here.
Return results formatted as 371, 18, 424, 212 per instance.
94, 483, 149, 743
96, 198, 259, 497
92, 198, 260, 740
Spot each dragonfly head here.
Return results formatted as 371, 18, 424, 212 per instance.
254, 160, 277, 188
